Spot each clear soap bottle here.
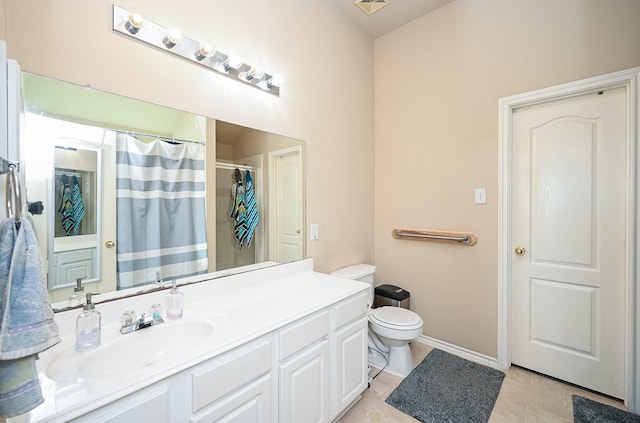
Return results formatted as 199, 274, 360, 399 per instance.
76, 293, 101, 351
165, 279, 184, 319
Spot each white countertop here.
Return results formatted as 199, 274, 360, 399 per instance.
7, 259, 368, 423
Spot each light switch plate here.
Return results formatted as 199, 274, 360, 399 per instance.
310, 224, 319, 240
475, 188, 487, 204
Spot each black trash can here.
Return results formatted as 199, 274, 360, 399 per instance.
374, 284, 410, 309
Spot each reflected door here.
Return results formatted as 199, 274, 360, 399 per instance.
511, 87, 627, 398
272, 147, 303, 263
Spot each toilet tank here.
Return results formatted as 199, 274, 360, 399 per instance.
330, 264, 376, 306
330, 264, 376, 283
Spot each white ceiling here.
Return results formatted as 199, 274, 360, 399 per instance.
328, 0, 455, 38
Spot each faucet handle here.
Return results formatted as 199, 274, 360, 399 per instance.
121, 310, 137, 326
149, 304, 164, 323
120, 310, 138, 334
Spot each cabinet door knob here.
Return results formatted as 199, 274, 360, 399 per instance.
105, 240, 116, 248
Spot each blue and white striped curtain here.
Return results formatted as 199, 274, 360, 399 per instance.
116, 134, 208, 289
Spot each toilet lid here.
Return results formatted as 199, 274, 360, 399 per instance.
370, 306, 423, 330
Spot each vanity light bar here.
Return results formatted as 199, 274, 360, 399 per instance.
112, 5, 280, 96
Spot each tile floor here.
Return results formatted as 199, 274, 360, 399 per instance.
339, 342, 628, 423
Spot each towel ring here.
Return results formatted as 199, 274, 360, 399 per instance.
6, 164, 22, 222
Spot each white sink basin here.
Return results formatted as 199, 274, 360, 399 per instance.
46, 319, 214, 381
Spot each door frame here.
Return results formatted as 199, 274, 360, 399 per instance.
497, 67, 640, 410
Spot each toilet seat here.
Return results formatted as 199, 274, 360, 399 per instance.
370, 306, 423, 331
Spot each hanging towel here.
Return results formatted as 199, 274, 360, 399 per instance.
57, 175, 74, 236
69, 175, 85, 236
0, 356, 43, 418
0, 217, 60, 418
244, 171, 259, 248
0, 217, 60, 358
232, 179, 248, 248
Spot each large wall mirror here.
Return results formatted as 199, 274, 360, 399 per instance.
21, 72, 306, 311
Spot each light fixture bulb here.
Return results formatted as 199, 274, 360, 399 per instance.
226, 56, 243, 70
162, 28, 182, 49
267, 75, 282, 88
244, 67, 264, 81
194, 42, 214, 61
125, 11, 144, 34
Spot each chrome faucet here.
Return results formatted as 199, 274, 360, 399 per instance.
120, 305, 164, 334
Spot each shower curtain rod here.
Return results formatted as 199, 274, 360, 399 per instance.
116, 129, 205, 145
215, 162, 257, 171
55, 168, 85, 177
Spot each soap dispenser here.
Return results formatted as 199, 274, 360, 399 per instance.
76, 292, 101, 351
68, 276, 87, 307
165, 279, 184, 319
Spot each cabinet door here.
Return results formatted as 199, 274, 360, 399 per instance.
279, 340, 329, 423
191, 374, 272, 423
333, 317, 368, 418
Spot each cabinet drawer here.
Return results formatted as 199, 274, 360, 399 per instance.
334, 292, 367, 329
191, 374, 272, 423
192, 337, 272, 413
279, 310, 329, 361
72, 383, 170, 423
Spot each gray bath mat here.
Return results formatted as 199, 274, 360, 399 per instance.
385, 348, 504, 423
573, 395, 640, 423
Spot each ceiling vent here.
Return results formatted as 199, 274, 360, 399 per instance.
354, 0, 390, 15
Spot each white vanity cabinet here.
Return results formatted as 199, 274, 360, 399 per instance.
277, 291, 368, 423
38, 265, 369, 423
331, 292, 368, 419
190, 337, 273, 423
278, 310, 331, 423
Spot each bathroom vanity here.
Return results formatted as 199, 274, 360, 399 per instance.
9, 259, 369, 423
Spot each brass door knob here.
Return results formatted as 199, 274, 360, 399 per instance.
514, 246, 526, 256
105, 240, 116, 248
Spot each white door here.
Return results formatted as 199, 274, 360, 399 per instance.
272, 147, 303, 262
511, 87, 627, 398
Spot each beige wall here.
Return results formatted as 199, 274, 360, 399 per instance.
2, 0, 375, 273
374, 0, 640, 357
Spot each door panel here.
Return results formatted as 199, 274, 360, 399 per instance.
511, 87, 627, 398
274, 148, 303, 262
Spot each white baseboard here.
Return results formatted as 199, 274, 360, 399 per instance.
415, 335, 498, 369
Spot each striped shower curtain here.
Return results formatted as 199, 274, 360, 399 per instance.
115, 134, 208, 289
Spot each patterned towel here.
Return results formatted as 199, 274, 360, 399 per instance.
57, 175, 74, 236
0, 356, 43, 418
244, 171, 259, 247
0, 218, 60, 418
70, 176, 85, 236
232, 180, 248, 248
0, 218, 60, 358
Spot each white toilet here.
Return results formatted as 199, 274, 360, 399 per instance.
330, 264, 423, 377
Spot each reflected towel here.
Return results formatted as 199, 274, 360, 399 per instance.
244, 171, 259, 247
0, 217, 60, 359
0, 356, 43, 418
233, 181, 247, 248
70, 175, 85, 236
